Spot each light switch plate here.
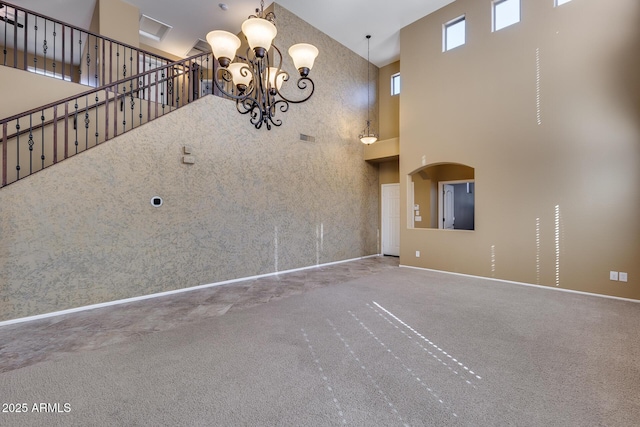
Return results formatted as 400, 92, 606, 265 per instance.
610, 271, 619, 281
619, 272, 628, 282
415, 251, 420, 257
415, 216, 422, 222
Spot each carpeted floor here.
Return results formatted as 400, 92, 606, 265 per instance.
1, 258, 639, 426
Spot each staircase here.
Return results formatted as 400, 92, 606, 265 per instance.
0, 1, 217, 188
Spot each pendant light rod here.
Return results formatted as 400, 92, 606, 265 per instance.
359, 35, 378, 145
367, 35, 371, 124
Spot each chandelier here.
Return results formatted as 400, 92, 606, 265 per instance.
206, 1, 319, 130
359, 35, 378, 145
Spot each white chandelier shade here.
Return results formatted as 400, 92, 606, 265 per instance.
288, 43, 319, 77
205, 30, 241, 68
241, 17, 277, 57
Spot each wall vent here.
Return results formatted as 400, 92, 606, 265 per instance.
139, 14, 172, 42
186, 39, 212, 57
300, 134, 316, 142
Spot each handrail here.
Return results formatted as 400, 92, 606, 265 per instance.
0, 1, 173, 63
1, 51, 216, 187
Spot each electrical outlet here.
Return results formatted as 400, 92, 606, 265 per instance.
416, 251, 421, 258
619, 272, 628, 282
610, 271, 619, 281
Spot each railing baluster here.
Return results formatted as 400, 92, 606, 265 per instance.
113, 84, 118, 138
33, 16, 37, 73
84, 96, 89, 150
109, 41, 112, 85
53, 105, 58, 164
78, 36, 82, 82
94, 36, 98, 86
43, 20, 47, 75
104, 89, 109, 143
101, 38, 105, 86
155, 69, 159, 119
85, 34, 91, 85
161, 68, 166, 114
2, 122, 7, 187
70, 27, 74, 81
15, 118, 20, 180
95, 94, 99, 145
12, 6, 17, 68
28, 115, 33, 174
74, 100, 78, 155
138, 76, 143, 127
61, 24, 65, 80
40, 109, 45, 169
130, 75, 134, 130
53, 22, 57, 78
64, 101, 68, 160
22, 12, 27, 70
3, 5, 7, 66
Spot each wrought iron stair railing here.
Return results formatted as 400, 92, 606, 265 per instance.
1, 1, 175, 88
0, 52, 215, 188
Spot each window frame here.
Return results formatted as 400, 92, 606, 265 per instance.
492, 0, 521, 32
443, 15, 466, 52
391, 73, 401, 96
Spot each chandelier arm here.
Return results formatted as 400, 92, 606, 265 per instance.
236, 97, 261, 115
275, 77, 315, 104
249, 103, 265, 129
212, 67, 253, 101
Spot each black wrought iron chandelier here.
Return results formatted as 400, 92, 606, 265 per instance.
359, 35, 378, 145
206, 0, 319, 130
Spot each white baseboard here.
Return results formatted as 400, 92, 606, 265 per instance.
0, 254, 381, 327
399, 264, 640, 304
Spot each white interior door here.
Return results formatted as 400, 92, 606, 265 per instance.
442, 184, 455, 229
382, 184, 400, 256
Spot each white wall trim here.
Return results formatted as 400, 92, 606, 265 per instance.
399, 265, 640, 304
0, 254, 381, 327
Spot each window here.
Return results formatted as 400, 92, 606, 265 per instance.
443, 16, 466, 52
555, 0, 572, 6
391, 73, 400, 96
493, 0, 520, 32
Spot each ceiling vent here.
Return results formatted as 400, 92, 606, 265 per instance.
186, 39, 212, 57
139, 14, 172, 42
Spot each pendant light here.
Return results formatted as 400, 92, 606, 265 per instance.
359, 35, 378, 145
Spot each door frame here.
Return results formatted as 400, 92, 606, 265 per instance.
438, 180, 475, 230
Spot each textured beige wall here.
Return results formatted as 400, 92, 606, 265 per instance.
0, 4, 379, 321
400, 0, 640, 299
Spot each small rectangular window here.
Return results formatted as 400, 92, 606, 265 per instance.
443, 16, 466, 52
391, 73, 400, 96
493, 0, 520, 32
555, 0, 572, 6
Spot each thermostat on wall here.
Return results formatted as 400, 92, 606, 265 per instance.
150, 196, 163, 207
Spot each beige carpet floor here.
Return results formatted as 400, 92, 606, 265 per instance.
1, 258, 639, 426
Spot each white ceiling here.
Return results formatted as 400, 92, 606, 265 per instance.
8, 0, 454, 67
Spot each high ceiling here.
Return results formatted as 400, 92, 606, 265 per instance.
8, 0, 454, 67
